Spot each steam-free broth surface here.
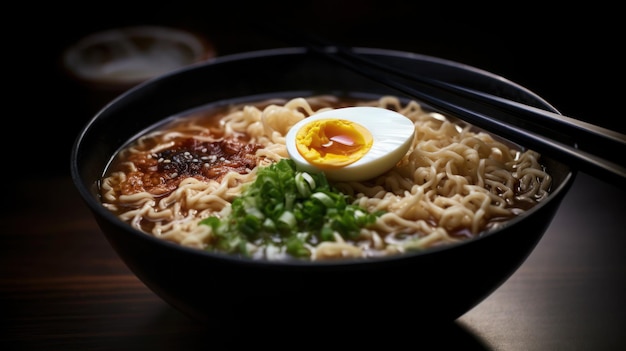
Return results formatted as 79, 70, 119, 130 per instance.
100, 95, 552, 261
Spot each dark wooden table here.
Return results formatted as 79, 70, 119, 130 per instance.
2, 169, 625, 350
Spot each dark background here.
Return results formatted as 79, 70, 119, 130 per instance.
10, 1, 622, 179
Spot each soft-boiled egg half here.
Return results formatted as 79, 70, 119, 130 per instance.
285, 106, 415, 182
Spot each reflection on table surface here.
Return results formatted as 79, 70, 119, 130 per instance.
2, 171, 625, 350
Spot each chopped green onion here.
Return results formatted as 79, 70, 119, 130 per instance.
295, 172, 316, 197
278, 211, 296, 229
199, 158, 384, 259
311, 192, 335, 208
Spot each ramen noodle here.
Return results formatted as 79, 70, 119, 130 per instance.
100, 95, 552, 261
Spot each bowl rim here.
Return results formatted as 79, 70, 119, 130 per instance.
71, 46, 577, 267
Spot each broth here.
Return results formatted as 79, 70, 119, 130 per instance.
100, 94, 552, 261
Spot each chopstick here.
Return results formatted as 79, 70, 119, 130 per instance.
338, 47, 626, 152
277, 31, 626, 188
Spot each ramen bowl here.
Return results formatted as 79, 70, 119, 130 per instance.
70, 47, 575, 327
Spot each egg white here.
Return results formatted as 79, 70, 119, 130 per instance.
285, 106, 415, 182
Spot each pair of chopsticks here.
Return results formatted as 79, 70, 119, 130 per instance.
276, 30, 626, 188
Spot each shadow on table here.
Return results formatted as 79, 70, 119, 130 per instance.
145, 305, 492, 350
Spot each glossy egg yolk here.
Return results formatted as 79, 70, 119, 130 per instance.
285, 106, 416, 182
295, 119, 373, 169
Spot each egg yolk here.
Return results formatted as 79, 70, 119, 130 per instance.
295, 118, 373, 168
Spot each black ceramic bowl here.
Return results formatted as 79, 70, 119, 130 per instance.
71, 47, 575, 326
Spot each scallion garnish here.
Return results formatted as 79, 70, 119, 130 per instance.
200, 158, 383, 259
